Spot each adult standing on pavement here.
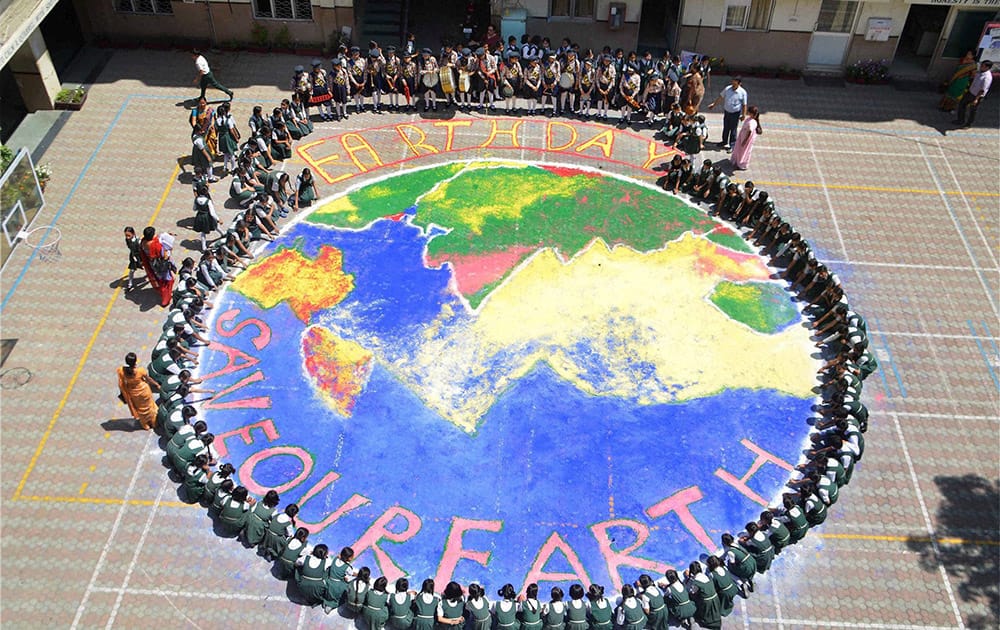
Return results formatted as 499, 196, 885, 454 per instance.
707, 76, 747, 151
192, 50, 234, 102
953, 60, 993, 128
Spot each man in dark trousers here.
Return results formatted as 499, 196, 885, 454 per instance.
192, 50, 234, 101
707, 76, 747, 151
954, 60, 993, 128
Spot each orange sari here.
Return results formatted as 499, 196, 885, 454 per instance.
118, 365, 157, 430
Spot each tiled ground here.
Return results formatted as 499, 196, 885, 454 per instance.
1, 49, 997, 629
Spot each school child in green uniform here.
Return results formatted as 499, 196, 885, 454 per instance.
190, 132, 213, 179
778, 495, 810, 543
270, 121, 293, 161
519, 583, 543, 630
324, 546, 356, 612
494, 584, 520, 630
294, 168, 317, 209
586, 584, 613, 630
564, 585, 588, 630
291, 93, 314, 134
616, 584, 647, 630
243, 489, 279, 547
218, 485, 254, 537
742, 522, 774, 574
161, 404, 196, 439
684, 563, 721, 630
759, 510, 791, 555
211, 478, 233, 516
720, 533, 756, 593
704, 556, 739, 616
387, 578, 414, 629
661, 572, 694, 630
637, 575, 667, 630
412, 579, 440, 630
296, 544, 333, 605
170, 432, 214, 474
203, 462, 234, 506
437, 581, 465, 629
192, 184, 223, 251
348, 567, 373, 616
542, 586, 566, 630
276, 527, 310, 580
261, 503, 299, 561
182, 454, 210, 503
364, 576, 392, 630
466, 583, 492, 630
123, 227, 143, 291
215, 102, 241, 174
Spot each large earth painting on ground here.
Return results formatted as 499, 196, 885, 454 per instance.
198, 160, 818, 592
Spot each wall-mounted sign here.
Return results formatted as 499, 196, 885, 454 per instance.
865, 18, 892, 41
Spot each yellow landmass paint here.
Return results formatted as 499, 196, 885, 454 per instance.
232, 246, 355, 323
386, 234, 817, 433
301, 325, 373, 416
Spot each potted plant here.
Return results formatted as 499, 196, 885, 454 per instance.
54, 85, 88, 110
248, 22, 270, 53
272, 25, 293, 53
845, 59, 890, 84
35, 162, 51, 191
777, 64, 801, 80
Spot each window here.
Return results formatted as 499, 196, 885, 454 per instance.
253, 0, 313, 20
115, 0, 173, 15
550, 0, 595, 19
815, 0, 859, 33
723, 0, 772, 31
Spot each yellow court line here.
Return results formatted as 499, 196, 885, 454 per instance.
15, 494, 194, 509
755, 180, 1000, 197
818, 532, 1000, 546
11, 163, 181, 501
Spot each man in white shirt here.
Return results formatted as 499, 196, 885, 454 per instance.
191, 50, 234, 101
707, 76, 748, 151
954, 60, 993, 128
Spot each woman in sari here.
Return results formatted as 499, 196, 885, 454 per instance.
730, 105, 762, 170
117, 352, 160, 430
939, 51, 977, 112
680, 67, 705, 115
142, 226, 174, 307
189, 97, 218, 156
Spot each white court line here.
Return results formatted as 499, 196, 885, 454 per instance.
890, 412, 966, 630
747, 618, 958, 630
770, 579, 785, 630
934, 139, 999, 269
824, 260, 998, 273
90, 586, 273, 601
105, 478, 169, 629
915, 310, 964, 425
917, 143, 999, 320
891, 412, 998, 421
71, 431, 156, 629
805, 133, 848, 260
874, 331, 999, 341
758, 145, 934, 159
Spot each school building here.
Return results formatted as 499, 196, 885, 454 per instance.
1, 0, 997, 134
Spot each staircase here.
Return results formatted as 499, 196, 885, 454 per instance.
356, 0, 405, 47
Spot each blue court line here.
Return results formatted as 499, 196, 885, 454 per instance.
968, 320, 1000, 390
872, 337, 894, 399
982, 320, 1000, 359
920, 152, 999, 312
871, 316, 907, 398
767, 121, 998, 139
1, 97, 134, 313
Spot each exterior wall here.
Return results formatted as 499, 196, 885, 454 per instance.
518, 0, 642, 51
75, 0, 353, 48
675, 26, 811, 68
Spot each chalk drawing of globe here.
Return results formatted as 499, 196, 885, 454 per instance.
198, 160, 818, 591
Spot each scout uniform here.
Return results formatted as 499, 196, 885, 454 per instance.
596, 58, 616, 118
502, 52, 522, 112
349, 49, 367, 112
382, 47, 402, 110
419, 49, 439, 111
524, 60, 542, 114
401, 53, 417, 110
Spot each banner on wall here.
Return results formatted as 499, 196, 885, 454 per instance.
978, 22, 1000, 63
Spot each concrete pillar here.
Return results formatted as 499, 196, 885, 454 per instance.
9, 29, 62, 112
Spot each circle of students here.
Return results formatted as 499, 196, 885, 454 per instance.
119, 33, 877, 630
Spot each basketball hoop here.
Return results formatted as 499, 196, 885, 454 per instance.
17, 226, 62, 262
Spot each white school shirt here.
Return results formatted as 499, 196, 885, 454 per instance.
494, 599, 517, 614
541, 600, 565, 615
195, 55, 210, 75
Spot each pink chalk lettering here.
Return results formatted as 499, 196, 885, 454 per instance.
434, 517, 503, 587
213, 418, 279, 459
295, 470, 371, 534
521, 532, 592, 593
644, 486, 718, 554
352, 506, 424, 582
590, 519, 672, 591
714, 438, 795, 506
214, 308, 271, 350
199, 341, 259, 382
239, 446, 314, 495
202, 370, 271, 411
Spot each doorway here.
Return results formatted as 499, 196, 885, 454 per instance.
407, 0, 485, 51
806, 0, 860, 68
638, 0, 681, 55
893, 4, 950, 77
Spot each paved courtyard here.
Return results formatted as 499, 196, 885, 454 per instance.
1, 49, 998, 629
